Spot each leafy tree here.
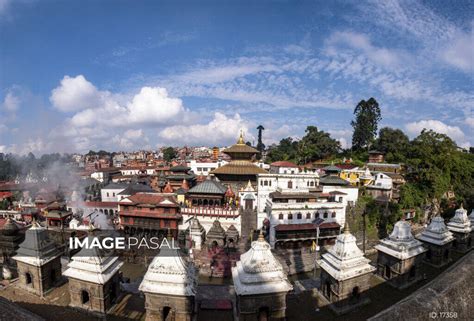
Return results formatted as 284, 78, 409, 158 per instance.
266, 137, 298, 163
162, 147, 177, 162
351, 97, 382, 150
373, 127, 409, 162
297, 126, 340, 163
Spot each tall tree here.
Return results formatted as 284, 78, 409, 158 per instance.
373, 127, 409, 162
266, 137, 298, 163
351, 97, 382, 150
297, 126, 341, 163
256, 125, 265, 159
162, 147, 177, 162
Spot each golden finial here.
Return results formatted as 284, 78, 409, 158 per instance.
258, 230, 265, 241
344, 221, 350, 234
237, 130, 245, 145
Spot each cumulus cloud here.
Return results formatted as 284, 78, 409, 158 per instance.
465, 117, 474, 128
405, 119, 470, 147
159, 112, 252, 146
2, 91, 20, 112
50, 75, 104, 112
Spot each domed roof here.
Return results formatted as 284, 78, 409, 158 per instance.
417, 216, 454, 246
447, 205, 471, 233
389, 220, 414, 242
139, 241, 196, 296
318, 224, 375, 281
375, 220, 427, 260
232, 233, 292, 295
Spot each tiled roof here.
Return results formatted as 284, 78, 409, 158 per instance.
103, 182, 129, 190
223, 144, 259, 155
319, 175, 350, 186
124, 193, 178, 207
117, 184, 154, 195
270, 161, 299, 168
188, 179, 227, 195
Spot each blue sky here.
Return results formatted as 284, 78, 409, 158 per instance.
0, 0, 472, 154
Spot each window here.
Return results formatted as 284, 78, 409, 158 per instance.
331, 211, 336, 218
297, 213, 302, 219
264, 180, 268, 186
287, 181, 293, 189
324, 212, 328, 218
269, 180, 272, 186
288, 213, 293, 220
315, 212, 320, 218
260, 180, 263, 186
107, 192, 110, 197
278, 214, 284, 220
306, 213, 311, 219
113, 192, 116, 197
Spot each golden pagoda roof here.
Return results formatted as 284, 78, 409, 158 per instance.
223, 131, 259, 155
211, 160, 268, 175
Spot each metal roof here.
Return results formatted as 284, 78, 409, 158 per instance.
188, 179, 227, 195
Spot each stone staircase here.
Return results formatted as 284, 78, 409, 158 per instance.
274, 249, 320, 275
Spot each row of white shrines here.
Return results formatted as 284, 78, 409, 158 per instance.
4, 205, 474, 320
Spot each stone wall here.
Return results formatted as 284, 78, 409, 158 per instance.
143, 292, 194, 321
237, 292, 288, 321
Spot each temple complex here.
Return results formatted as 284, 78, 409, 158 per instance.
232, 232, 293, 321
63, 233, 123, 314
13, 220, 62, 296
446, 205, 472, 253
318, 223, 376, 314
165, 164, 196, 190
211, 132, 268, 191
0, 218, 24, 279
139, 239, 197, 321
417, 216, 454, 267
374, 220, 427, 289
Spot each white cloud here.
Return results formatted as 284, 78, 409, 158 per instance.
405, 119, 470, 147
159, 112, 252, 146
50, 75, 104, 112
2, 91, 20, 112
465, 117, 474, 128
441, 30, 474, 73
124, 129, 143, 140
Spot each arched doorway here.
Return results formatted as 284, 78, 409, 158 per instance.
25, 272, 32, 285
162, 306, 172, 321
384, 264, 391, 279
351, 286, 360, 300
325, 280, 331, 300
81, 290, 90, 304
258, 306, 270, 321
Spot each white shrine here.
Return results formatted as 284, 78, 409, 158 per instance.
417, 216, 454, 266
375, 220, 427, 289
63, 234, 123, 314
232, 232, 293, 321
318, 224, 375, 313
139, 240, 196, 321
446, 205, 472, 253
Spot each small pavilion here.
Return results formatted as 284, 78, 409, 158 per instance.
446, 204, 472, 253
417, 216, 454, 267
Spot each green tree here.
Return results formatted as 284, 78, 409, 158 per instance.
373, 127, 409, 162
162, 147, 177, 162
297, 126, 341, 163
266, 137, 298, 163
351, 97, 382, 150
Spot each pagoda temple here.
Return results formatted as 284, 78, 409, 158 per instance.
63, 233, 123, 314
318, 223, 375, 314
0, 218, 25, 279
446, 205, 472, 253
13, 220, 62, 296
417, 216, 454, 267
374, 220, 427, 289
210, 132, 267, 190
232, 232, 293, 321
139, 239, 197, 321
